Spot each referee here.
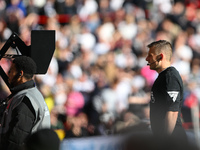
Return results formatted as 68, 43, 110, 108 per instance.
145, 40, 187, 141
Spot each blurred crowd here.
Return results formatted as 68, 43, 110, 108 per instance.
0, 0, 200, 140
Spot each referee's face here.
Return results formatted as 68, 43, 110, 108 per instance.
146, 48, 160, 71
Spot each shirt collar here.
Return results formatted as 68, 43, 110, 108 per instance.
10, 80, 35, 94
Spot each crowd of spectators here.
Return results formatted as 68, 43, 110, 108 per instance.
0, 0, 200, 141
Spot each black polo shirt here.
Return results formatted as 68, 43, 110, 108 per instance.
150, 66, 183, 136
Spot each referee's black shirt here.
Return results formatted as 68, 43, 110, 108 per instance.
150, 66, 184, 136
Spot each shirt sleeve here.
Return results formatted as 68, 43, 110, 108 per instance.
166, 74, 181, 111
5, 96, 35, 150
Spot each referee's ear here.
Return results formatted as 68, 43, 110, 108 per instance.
159, 54, 163, 61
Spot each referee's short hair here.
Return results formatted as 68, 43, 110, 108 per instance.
147, 40, 172, 61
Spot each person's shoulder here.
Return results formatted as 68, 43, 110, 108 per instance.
170, 66, 181, 77
165, 66, 179, 76
165, 67, 182, 84
169, 66, 178, 72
